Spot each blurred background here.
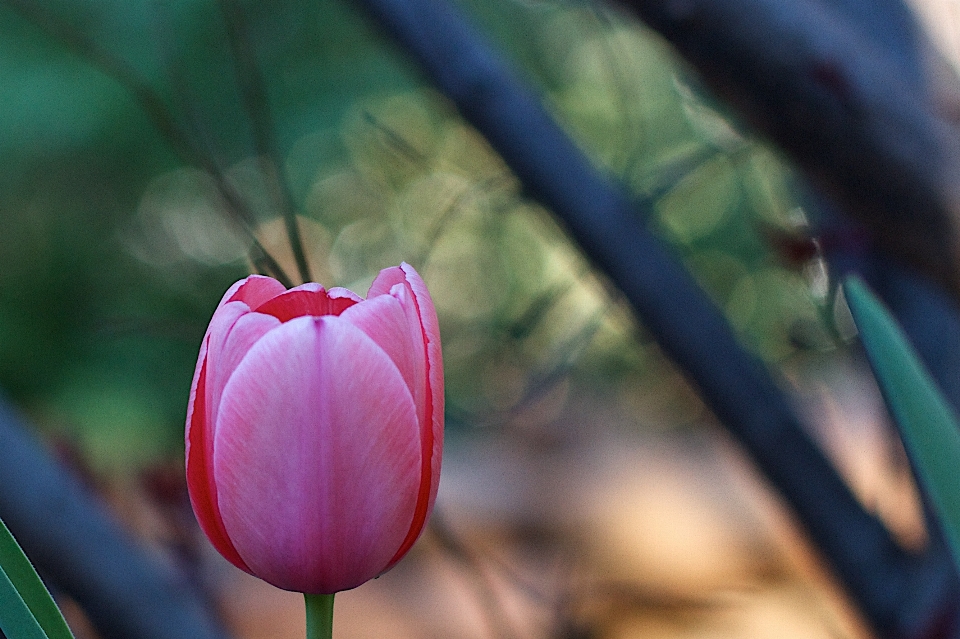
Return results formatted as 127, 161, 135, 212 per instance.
0, 0, 953, 637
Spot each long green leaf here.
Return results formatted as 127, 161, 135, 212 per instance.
844, 276, 960, 571
0, 563, 48, 639
0, 518, 73, 639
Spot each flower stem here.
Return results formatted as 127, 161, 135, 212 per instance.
304, 593, 335, 639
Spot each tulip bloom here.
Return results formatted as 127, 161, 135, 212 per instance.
185, 263, 443, 594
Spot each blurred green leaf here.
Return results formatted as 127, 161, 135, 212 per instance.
0, 517, 74, 639
0, 0, 830, 463
844, 276, 960, 572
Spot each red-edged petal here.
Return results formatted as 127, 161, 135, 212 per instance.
186, 293, 280, 574
213, 316, 420, 593
208, 311, 281, 432
254, 283, 361, 322
224, 275, 286, 309
185, 348, 250, 572
327, 287, 364, 305
367, 263, 444, 567
339, 286, 426, 426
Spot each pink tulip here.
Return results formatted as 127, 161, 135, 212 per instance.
185, 263, 443, 594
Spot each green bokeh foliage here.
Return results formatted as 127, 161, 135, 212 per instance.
0, 0, 833, 472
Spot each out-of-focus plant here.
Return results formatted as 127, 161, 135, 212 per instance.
0, 517, 73, 639
0, 0, 831, 472
0, 0, 859, 636
845, 277, 960, 570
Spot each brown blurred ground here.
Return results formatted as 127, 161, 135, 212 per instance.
183, 358, 919, 639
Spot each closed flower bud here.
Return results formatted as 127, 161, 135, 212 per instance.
185, 263, 443, 594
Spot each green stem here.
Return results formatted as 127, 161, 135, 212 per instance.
304, 593, 335, 639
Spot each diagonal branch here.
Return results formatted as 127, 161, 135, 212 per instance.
0, 396, 234, 639
616, 0, 960, 301
351, 0, 957, 636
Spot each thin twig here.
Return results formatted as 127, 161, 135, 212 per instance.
362, 110, 432, 165
428, 511, 524, 639
216, 0, 312, 284
416, 174, 516, 266
2, 0, 293, 287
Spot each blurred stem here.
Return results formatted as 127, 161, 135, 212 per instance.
217, 0, 312, 284
429, 511, 520, 639
304, 593, 334, 639
1, 0, 295, 287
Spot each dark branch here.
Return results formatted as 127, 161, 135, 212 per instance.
616, 0, 960, 301
351, 0, 955, 636
0, 397, 233, 639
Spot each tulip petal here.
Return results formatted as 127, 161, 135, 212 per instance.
207, 311, 281, 419
224, 275, 286, 309
186, 299, 280, 574
254, 283, 361, 321
327, 287, 364, 305
368, 263, 444, 565
368, 264, 444, 449
339, 286, 426, 426
186, 302, 250, 572
214, 316, 420, 593
186, 352, 250, 572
